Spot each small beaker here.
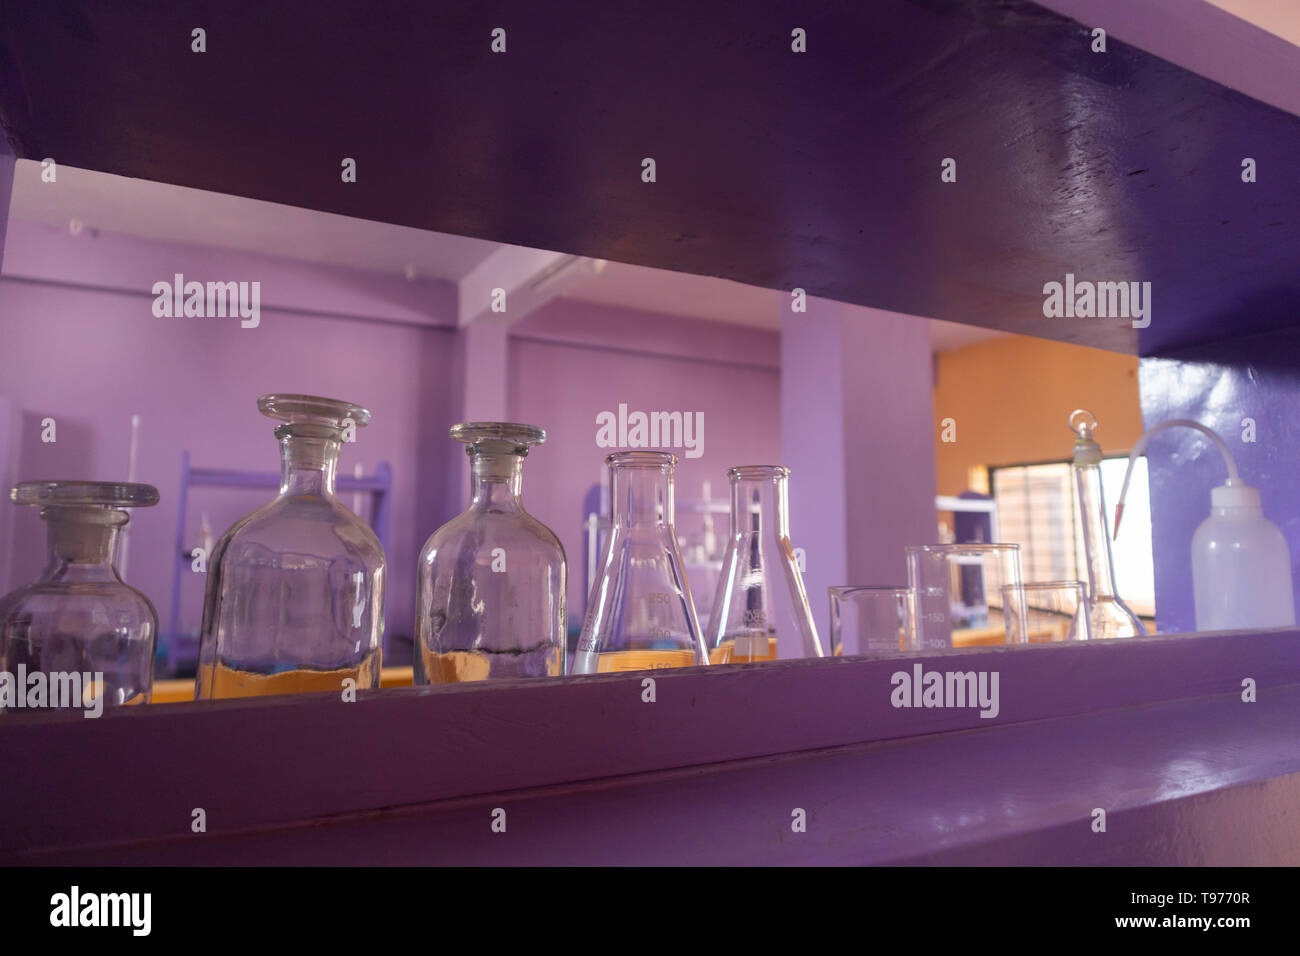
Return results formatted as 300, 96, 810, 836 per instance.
707, 465, 821, 662
574, 451, 706, 673
0, 481, 160, 710
1004, 580, 1090, 642
828, 586, 913, 656
905, 543, 1027, 648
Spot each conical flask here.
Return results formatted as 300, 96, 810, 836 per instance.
707, 465, 822, 662
414, 422, 566, 683
574, 451, 706, 673
1068, 409, 1146, 639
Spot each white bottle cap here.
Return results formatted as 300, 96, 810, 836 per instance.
1211, 482, 1261, 510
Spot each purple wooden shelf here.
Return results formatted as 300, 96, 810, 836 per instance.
3, 628, 1299, 865
1, 1, 1296, 355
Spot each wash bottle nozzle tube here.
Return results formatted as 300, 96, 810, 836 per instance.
1113, 419, 1240, 541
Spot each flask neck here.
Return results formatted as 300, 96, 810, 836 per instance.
469, 453, 524, 511
1074, 461, 1119, 599
611, 465, 674, 529
41, 507, 125, 581
279, 432, 340, 498
730, 475, 790, 538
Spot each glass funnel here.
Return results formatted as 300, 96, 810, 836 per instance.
415, 422, 566, 683
1068, 409, 1145, 639
707, 465, 822, 662
196, 394, 386, 699
0, 481, 160, 711
575, 451, 706, 673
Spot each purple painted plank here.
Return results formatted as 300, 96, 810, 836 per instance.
3, 2, 1297, 354
11, 681, 1300, 865
1, 628, 1297, 857
1040, 0, 1300, 119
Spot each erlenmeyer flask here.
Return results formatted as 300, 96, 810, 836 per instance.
196, 394, 386, 698
0, 481, 160, 710
414, 422, 566, 683
1068, 409, 1145, 639
574, 451, 706, 673
707, 465, 822, 662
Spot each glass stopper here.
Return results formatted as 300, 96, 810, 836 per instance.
257, 394, 371, 428
11, 480, 159, 509
1068, 408, 1098, 440
450, 421, 546, 456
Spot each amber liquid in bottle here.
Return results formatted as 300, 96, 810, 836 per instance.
421, 646, 562, 683
589, 648, 700, 671
708, 633, 779, 664
196, 649, 381, 699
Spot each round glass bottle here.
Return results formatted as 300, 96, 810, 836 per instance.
0, 481, 160, 710
415, 422, 566, 683
575, 451, 707, 673
707, 465, 823, 662
196, 394, 386, 699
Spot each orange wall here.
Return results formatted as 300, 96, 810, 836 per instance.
933, 335, 1142, 496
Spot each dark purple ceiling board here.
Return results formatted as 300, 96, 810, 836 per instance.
0, 0, 1296, 355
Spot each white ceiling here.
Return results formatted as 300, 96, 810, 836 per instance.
6, 161, 1003, 353
7, 161, 500, 281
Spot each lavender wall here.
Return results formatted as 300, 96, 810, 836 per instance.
508, 300, 782, 625
782, 299, 939, 644
0, 227, 788, 654
0, 223, 459, 642
1139, 328, 1300, 634
1, 221, 938, 657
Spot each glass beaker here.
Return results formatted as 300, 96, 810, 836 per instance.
828, 586, 913, 656
1068, 409, 1146, 639
707, 465, 821, 662
415, 422, 566, 683
906, 543, 1027, 649
1004, 580, 1089, 642
574, 451, 706, 673
0, 481, 160, 710
196, 394, 386, 699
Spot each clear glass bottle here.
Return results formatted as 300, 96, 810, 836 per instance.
707, 465, 822, 662
0, 481, 160, 710
1068, 409, 1145, 639
575, 451, 706, 673
196, 394, 386, 699
415, 422, 566, 683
